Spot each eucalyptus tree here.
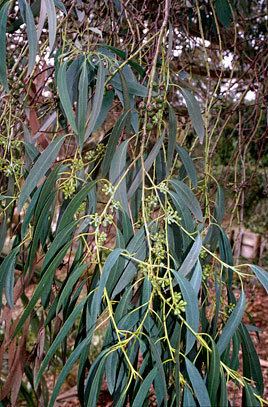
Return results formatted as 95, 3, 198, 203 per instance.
0, 1, 267, 406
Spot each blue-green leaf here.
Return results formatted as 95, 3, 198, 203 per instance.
132, 367, 158, 407
167, 105, 177, 171
18, 137, 64, 211
0, 2, 10, 91
190, 260, 202, 294
215, 0, 232, 27
101, 111, 130, 176
45, 0, 57, 51
89, 248, 123, 328
170, 179, 203, 223
109, 140, 129, 214
57, 62, 78, 134
85, 61, 106, 141
183, 386, 196, 407
173, 271, 199, 354
250, 265, 268, 294
177, 234, 202, 277
128, 135, 164, 198
35, 295, 89, 387
217, 291, 246, 355
13, 243, 70, 337
19, 0, 38, 76
185, 358, 211, 407
77, 59, 89, 148
0, 246, 20, 308
54, 0, 66, 14
179, 87, 204, 143
176, 145, 198, 188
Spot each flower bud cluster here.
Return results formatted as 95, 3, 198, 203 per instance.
151, 231, 166, 261
88, 212, 114, 228
170, 292, 187, 315
166, 206, 181, 224
85, 143, 106, 162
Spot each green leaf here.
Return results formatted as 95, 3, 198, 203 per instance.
183, 386, 196, 407
173, 272, 199, 354
18, 137, 64, 210
109, 140, 129, 215
13, 243, 70, 337
250, 265, 268, 294
132, 367, 157, 407
215, 0, 232, 27
167, 105, 177, 171
215, 185, 225, 224
93, 89, 114, 132
219, 372, 228, 406
89, 248, 123, 328
170, 180, 203, 223
207, 339, 221, 405
57, 181, 96, 232
148, 338, 168, 406
48, 334, 92, 407
35, 295, 88, 388
101, 111, 129, 176
239, 323, 264, 395
54, 0, 66, 14
86, 354, 109, 407
177, 234, 202, 277
26, 191, 56, 272
190, 260, 202, 294
85, 61, 106, 141
244, 384, 261, 407
77, 59, 89, 148
0, 2, 9, 91
128, 134, 164, 198
42, 220, 79, 271
0, 246, 20, 308
217, 291, 246, 355
20, 0, 38, 76
46, 0, 57, 51
57, 62, 78, 134
176, 145, 197, 188
185, 358, 211, 407
56, 264, 87, 313
111, 227, 147, 298
179, 87, 204, 143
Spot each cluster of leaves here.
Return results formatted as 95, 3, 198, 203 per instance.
0, 1, 268, 406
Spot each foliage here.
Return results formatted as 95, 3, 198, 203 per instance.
0, 1, 268, 406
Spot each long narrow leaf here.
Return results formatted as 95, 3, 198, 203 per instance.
57, 62, 78, 134
19, 0, 38, 76
13, 243, 70, 337
167, 105, 177, 171
0, 2, 10, 90
177, 234, 202, 277
101, 111, 129, 176
179, 87, 204, 143
18, 137, 64, 210
77, 59, 89, 148
176, 145, 198, 188
173, 271, 199, 354
45, 0, 56, 51
185, 358, 211, 407
250, 264, 268, 294
217, 291, 246, 355
128, 134, 164, 198
109, 140, 129, 214
85, 61, 106, 141
35, 296, 89, 387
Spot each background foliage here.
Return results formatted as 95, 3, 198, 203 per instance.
0, 0, 267, 406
